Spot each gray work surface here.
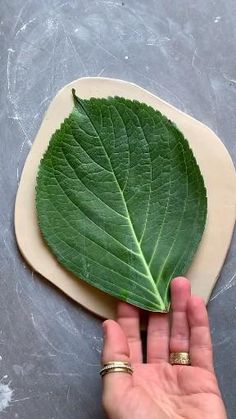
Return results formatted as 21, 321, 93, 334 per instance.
0, 0, 235, 418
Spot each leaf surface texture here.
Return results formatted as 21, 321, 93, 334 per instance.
36, 92, 207, 311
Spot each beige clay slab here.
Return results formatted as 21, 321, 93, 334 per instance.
15, 77, 236, 319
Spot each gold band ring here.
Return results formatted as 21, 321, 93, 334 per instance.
170, 352, 191, 366
100, 361, 133, 377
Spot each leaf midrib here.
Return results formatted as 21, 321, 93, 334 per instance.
75, 100, 165, 307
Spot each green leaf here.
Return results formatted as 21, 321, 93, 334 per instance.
36, 91, 207, 312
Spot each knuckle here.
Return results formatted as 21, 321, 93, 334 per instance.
149, 329, 168, 339
171, 334, 188, 343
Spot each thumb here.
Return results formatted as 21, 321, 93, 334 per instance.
101, 320, 133, 409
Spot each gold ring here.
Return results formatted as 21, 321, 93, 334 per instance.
100, 361, 133, 377
170, 352, 191, 365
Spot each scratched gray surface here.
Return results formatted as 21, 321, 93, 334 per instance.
0, 0, 235, 418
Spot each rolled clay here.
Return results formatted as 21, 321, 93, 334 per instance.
15, 77, 236, 319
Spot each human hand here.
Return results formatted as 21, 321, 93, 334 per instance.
101, 277, 227, 419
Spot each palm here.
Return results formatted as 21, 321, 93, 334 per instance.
120, 363, 224, 419
102, 278, 226, 419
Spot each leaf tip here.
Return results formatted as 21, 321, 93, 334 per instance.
72, 88, 77, 101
